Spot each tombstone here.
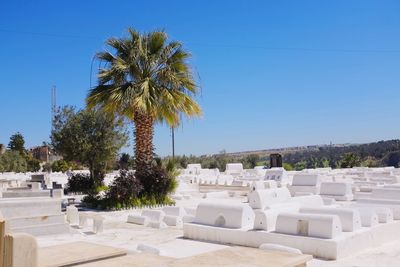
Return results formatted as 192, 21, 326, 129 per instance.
351, 205, 393, 223
163, 215, 183, 226
248, 188, 291, 209
66, 206, 79, 225
288, 174, 321, 196
4, 233, 38, 267
264, 168, 289, 186
253, 202, 300, 231
275, 213, 342, 239
93, 216, 104, 233
194, 202, 255, 229
127, 215, 149, 226
356, 198, 400, 220
0, 198, 68, 236
79, 214, 88, 228
270, 154, 282, 168
299, 207, 361, 232
29, 182, 41, 190
141, 210, 165, 223
52, 189, 63, 198
351, 207, 379, 227
371, 188, 400, 200
319, 182, 354, 201
52, 182, 63, 189
30, 174, 45, 183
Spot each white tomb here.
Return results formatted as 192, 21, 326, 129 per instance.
319, 182, 354, 201
299, 207, 361, 232
0, 197, 69, 236
225, 163, 244, 177
288, 174, 321, 196
66, 206, 79, 226
275, 213, 342, 239
253, 202, 300, 231
141, 209, 165, 223
264, 168, 289, 186
248, 188, 291, 210
194, 201, 255, 229
127, 215, 149, 226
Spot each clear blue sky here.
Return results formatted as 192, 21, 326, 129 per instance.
1, 0, 399, 156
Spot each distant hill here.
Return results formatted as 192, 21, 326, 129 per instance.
168, 139, 400, 171
282, 139, 400, 169
223, 143, 357, 157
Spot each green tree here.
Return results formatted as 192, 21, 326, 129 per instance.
383, 151, 400, 168
361, 156, 379, 167
243, 154, 260, 169
51, 160, 70, 172
118, 153, 131, 170
339, 153, 361, 168
51, 106, 128, 186
27, 157, 41, 172
8, 132, 25, 154
87, 28, 201, 175
294, 161, 307, 171
0, 150, 27, 172
283, 163, 294, 171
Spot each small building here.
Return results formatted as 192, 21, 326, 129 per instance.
31, 146, 50, 162
270, 153, 283, 168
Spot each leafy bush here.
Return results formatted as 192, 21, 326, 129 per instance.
82, 164, 177, 210
105, 170, 142, 206
339, 153, 361, 168
0, 150, 27, 172
51, 160, 70, 172
66, 173, 95, 194
27, 158, 41, 172
137, 164, 177, 199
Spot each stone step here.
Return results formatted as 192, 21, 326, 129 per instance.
8, 213, 66, 228
2, 190, 50, 198
0, 197, 62, 218
12, 222, 70, 236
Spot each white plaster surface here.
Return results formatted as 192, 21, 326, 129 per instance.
299, 207, 361, 232
194, 201, 255, 229
275, 212, 342, 239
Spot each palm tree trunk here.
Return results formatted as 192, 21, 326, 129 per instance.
134, 112, 154, 174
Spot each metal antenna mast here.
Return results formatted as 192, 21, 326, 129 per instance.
51, 86, 57, 130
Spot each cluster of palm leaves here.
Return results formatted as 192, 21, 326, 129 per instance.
87, 28, 201, 175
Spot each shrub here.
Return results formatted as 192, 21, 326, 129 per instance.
105, 170, 142, 206
66, 173, 95, 194
80, 164, 177, 210
27, 158, 41, 172
51, 160, 70, 172
0, 150, 27, 172
137, 164, 177, 199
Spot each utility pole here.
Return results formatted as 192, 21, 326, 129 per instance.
51, 85, 57, 130
171, 127, 175, 161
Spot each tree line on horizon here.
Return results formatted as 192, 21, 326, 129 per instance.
156, 139, 400, 171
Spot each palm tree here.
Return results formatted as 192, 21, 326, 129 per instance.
87, 28, 201, 174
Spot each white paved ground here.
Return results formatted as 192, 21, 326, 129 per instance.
36, 205, 400, 267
